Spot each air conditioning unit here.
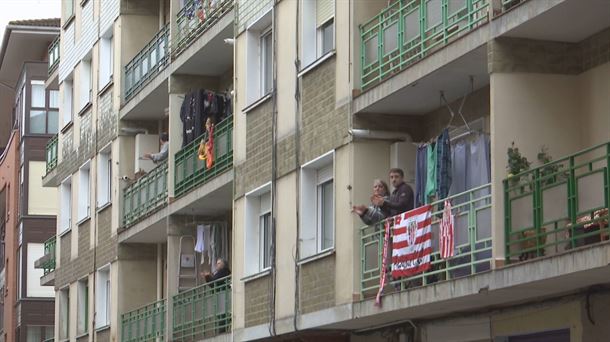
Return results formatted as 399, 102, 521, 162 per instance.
134, 134, 159, 173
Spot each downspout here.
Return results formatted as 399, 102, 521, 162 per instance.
292, 0, 301, 332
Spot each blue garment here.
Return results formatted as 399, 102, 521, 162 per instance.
415, 145, 428, 207
436, 128, 452, 201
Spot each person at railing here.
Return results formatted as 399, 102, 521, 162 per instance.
202, 257, 231, 286
372, 168, 414, 216
352, 179, 391, 225
143, 133, 169, 163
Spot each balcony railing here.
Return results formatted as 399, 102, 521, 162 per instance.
360, 0, 489, 90
505, 142, 610, 263
124, 24, 170, 102
121, 299, 166, 342
48, 37, 60, 74
174, 115, 233, 198
173, 276, 231, 341
174, 0, 234, 58
361, 183, 492, 297
42, 236, 56, 275
122, 161, 168, 227
45, 134, 58, 174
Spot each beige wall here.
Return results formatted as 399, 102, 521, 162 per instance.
276, 0, 296, 138
28, 161, 58, 215
334, 145, 355, 304
232, 196, 245, 329
275, 173, 297, 318
578, 62, 610, 148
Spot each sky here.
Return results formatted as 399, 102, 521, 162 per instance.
0, 0, 61, 39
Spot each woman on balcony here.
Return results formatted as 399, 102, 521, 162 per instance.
352, 179, 391, 225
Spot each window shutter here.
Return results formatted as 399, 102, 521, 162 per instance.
316, 0, 334, 27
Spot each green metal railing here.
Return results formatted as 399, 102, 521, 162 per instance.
42, 236, 56, 275
174, 115, 233, 198
504, 142, 610, 263
360, 0, 489, 90
174, 0, 234, 58
173, 276, 231, 341
45, 134, 58, 174
122, 161, 168, 227
48, 36, 60, 74
500, 0, 528, 12
121, 299, 166, 342
124, 24, 170, 102
360, 183, 492, 297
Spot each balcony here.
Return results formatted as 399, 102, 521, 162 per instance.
34, 236, 56, 286
121, 299, 166, 342
45, 134, 58, 175
124, 24, 170, 103
360, 184, 492, 298
505, 142, 610, 263
122, 161, 168, 228
174, 115, 233, 198
48, 36, 60, 74
360, 0, 489, 91
172, 276, 231, 341
174, 0, 234, 59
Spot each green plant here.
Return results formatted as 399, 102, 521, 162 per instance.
507, 141, 530, 178
537, 145, 563, 186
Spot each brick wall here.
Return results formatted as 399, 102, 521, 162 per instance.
236, 0, 272, 35
235, 99, 273, 198
489, 27, 610, 75
300, 57, 349, 164
95, 328, 110, 342
97, 89, 117, 149
244, 275, 271, 327
299, 255, 335, 314
96, 205, 117, 266
277, 134, 296, 178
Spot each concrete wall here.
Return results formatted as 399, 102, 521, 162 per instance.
578, 62, 610, 148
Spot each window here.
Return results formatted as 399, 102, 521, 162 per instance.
77, 279, 88, 334
59, 178, 72, 233
26, 243, 54, 297
49, 90, 59, 134
29, 81, 58, 134
99, 34, 114, 88
31, 81, 45, 108
62, 80, 73, 126
64, 0, 74, 20
299, 151, 334, 259
59, 288, 70, 340
301, 0, 335, 68
95, 266, 110, 328
79, 59, 92, 111
97, 150, 112, 208
78, 162, 90, 222
245, 10, 272, 106
244, 183, 272, 276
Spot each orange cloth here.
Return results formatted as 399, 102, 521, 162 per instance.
197, 123, 214, 169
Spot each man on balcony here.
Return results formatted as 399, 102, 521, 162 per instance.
143, 133, 169, 163
373, 168, 414, 217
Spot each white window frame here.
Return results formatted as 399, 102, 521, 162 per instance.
77, 162, 91, 222
244, 183, 272, 276
260, 28, 273, 98
62, 79, 73, 127
98, 32, 113, 89
299, 151, 335, 260
95, 265, 110, 328
300, 0, 335, 69
245, 10, 273, 106
59, 287, 70, 340
96, 147, 112, 208
79, 59, 92, 111
59, 178, 72, 234
77, 278, 89, 335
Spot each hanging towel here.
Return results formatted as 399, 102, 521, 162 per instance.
425, 143, 437, 203
194, 224, 205, 253
436, 128, 452, 201
440, 200, 454, 259
415, 145, 428, 207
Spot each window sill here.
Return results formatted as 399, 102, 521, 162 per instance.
76, 215, 91, 226
297, 249, 335, 266
98, 80, 113, 97
298, 50, 336, 78
241, 269, 271, 283
61, 121, 74, 134
78, 102, 93, 117
58, 227, 72, 238
242, 93, 272, 114
63, 15, 75, 30
96, 202, 112, 213
95, 325, 110, 333
76, 332, 89, 339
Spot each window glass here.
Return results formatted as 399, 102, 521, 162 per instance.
321, 19, 334, 55
320, 180, 334, 250
30, 110, 46, 134
49, 90, 59, 108
48, 110, 59, 134
31, 82, 45, 108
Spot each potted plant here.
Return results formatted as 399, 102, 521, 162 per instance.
507, 142, 531, 193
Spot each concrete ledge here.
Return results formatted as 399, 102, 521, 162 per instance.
40, 270, 55, 287
119, 67, 171, 120
170, 169, 233, 215
42, 167, 59, 188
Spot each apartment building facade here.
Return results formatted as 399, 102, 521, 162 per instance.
41, 0, 610, 341
0, 19, 60, 342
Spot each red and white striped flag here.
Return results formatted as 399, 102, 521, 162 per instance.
392, 205, 432, 278
440, 200, 455, 259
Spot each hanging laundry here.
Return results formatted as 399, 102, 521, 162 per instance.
197, 118, 215, 168
425, 143, 437, 203
391, 205, 433, 278
375, 218, 392, 307
194, 224, 205, 253
415, 145, 428, 207
435, 128, 452, 201
440, 200, 454, 259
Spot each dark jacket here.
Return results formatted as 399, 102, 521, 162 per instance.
382, 182, 414, 217
205, 267, 231, 288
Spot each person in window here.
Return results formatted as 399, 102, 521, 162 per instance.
372, 168, 414, 216
202, 258, 231, 285
143, 133, 169, 163
352, 179, 391, 225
